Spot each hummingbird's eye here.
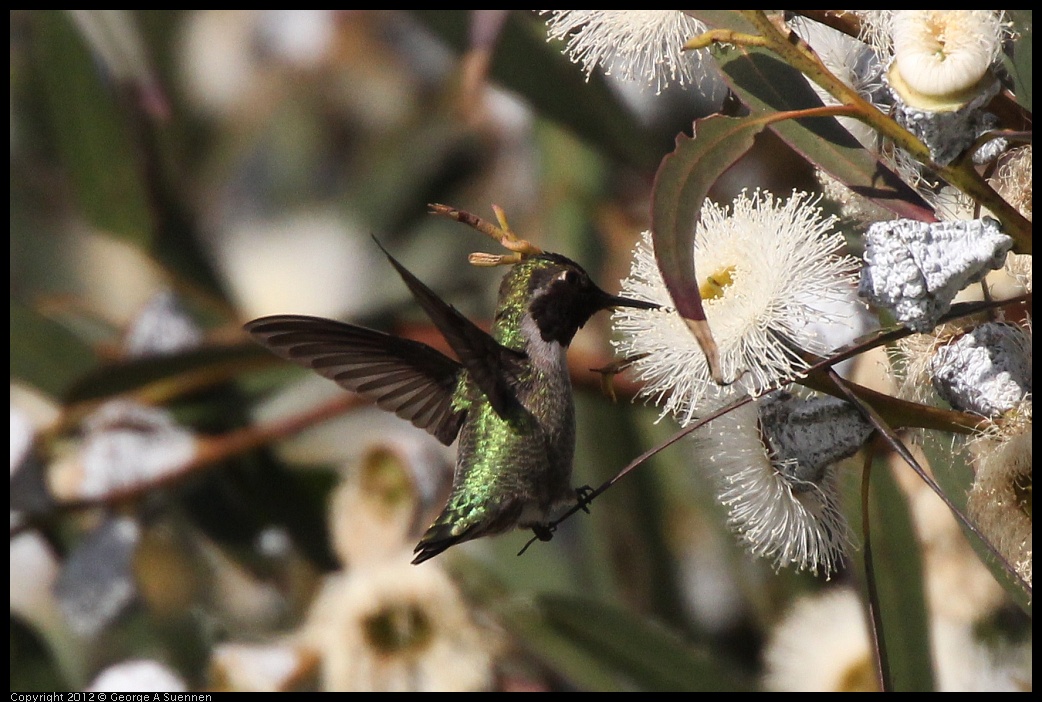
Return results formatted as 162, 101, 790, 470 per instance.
561, 269, 581, 286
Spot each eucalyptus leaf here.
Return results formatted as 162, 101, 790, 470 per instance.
63, 342, 273, 404
11, 300, 98, 398
534, 594, 747, 691
496, 598, 628, 691
859, 458, 935, 691
31, 11, 153, 247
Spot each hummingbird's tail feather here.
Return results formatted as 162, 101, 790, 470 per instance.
411, 500, 527, 565
411, 522, 478, 565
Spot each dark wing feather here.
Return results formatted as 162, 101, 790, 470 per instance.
375, 240, 527, 418
245, 315, 465, 445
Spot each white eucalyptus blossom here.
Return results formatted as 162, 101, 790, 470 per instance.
328, 445, 426, 569
300, 555, 497, 691
1004, 253, 1032, 294
695, 396, 863, 576
540, 10, 710, 94
993, 145, 1033, 223
613, 190, 861, 423
211, 641, 313, 693
967, 409, 1032, 589
929, 322, 1032, 417
992, 146, 1032, 292
86, 659, 187, 693
10, 405, 34, 476
9, 531, 67, 668
763, 587, 877, 691
858, 217, 1013, 332
764, 584, 1033, 691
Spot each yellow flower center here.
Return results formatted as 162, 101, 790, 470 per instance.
359, 448, 413, 511
699, 265, 736, 301
837, 655, 881, 692
362, 602, 433, 655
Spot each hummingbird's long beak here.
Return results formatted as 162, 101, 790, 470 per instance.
598, 290, 660, 311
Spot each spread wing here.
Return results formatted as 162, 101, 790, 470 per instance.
245, 315, 466, 445
376, 240, 528, 418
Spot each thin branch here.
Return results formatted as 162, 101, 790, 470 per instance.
54, 393, 365, 510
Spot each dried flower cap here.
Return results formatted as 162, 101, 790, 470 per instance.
123, 289, 203, 358
930, 322, 1031, 417
47, 400, 198, 502
858, 218, 1013, 332
855, 10, 1009, 165
759, 391, 875, 485
889, 78, 1002, 165
54, 516, 141, 638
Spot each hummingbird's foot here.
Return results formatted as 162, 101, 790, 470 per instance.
591, 355, 649, 402
532, 524, 556, 542
575, 485, 595, 514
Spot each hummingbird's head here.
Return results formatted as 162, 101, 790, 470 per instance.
508, 253, 659, 347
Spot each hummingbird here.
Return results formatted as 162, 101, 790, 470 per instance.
245, 240, 657, 564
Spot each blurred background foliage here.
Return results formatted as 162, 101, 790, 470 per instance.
9, 11, 1025, 691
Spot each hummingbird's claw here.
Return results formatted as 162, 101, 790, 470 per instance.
575, 485, 595, 514
532, 524, 555, 542
591, 354, 649, 402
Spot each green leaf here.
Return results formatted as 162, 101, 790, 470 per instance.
501, 594, 746, 691
860, 459, 935, 691
11, 300, 98, 398
31, 11, 153, 247
651, 115, 764, 321
688, 11, 935, 222
1005, 10, 1032, 113
535, 594, 747, 691
497, 598, 628, 691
